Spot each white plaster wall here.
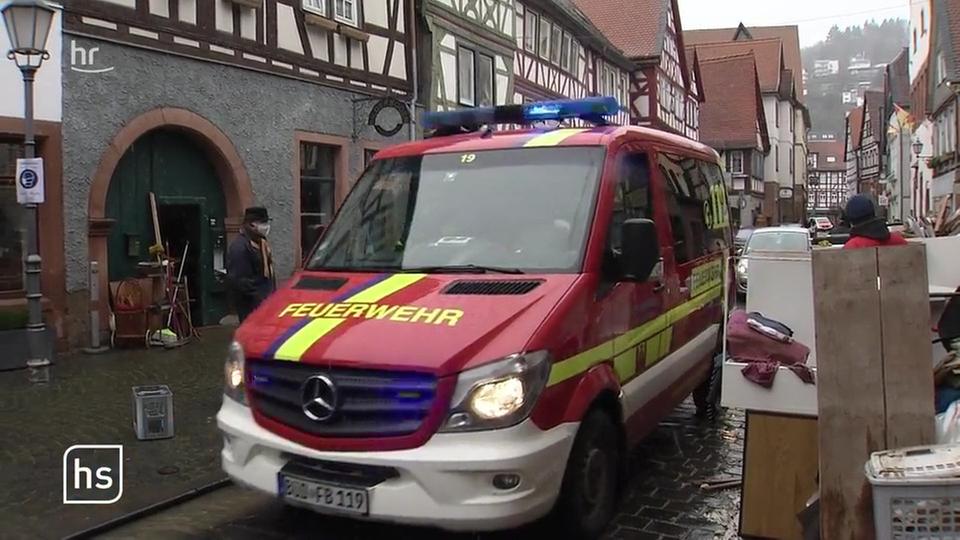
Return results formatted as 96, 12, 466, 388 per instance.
0, 8, 62, 122
910, 0, 932, 83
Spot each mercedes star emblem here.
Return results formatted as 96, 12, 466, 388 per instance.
301, 374, 338, 422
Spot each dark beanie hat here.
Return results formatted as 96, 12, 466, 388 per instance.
844, 195, 875, 224
243, 206, 269, 223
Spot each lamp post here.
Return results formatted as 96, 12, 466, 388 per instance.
2, 0, 57, 374
913, 138, 924, 221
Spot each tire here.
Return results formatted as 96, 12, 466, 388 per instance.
554, 408, 621, 539
693, 354, 723, 419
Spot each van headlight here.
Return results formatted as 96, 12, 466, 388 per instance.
440, 351, 552, 432
224, 341, 247, 404
736, 258, 749, 277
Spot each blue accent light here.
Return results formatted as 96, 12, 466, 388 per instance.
422, 96, 622, 133
523, 96, 620, 123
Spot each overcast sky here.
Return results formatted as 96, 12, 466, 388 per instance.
678, 0, 911, 47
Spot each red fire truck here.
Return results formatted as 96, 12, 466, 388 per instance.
218, 97, 731, 538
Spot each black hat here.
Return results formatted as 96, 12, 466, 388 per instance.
844, 195, 875, 224
243, 206, 270, 223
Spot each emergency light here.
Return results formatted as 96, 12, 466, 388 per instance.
422, 96, 621, 133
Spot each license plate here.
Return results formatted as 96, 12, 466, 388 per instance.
279, 474, 370, 516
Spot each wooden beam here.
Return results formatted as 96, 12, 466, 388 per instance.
813, 247, 884, 540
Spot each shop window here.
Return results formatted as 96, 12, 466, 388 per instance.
300, 142, 338, 256
0, 141, 25, 292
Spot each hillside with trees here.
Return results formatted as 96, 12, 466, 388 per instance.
802, 19, 909, 138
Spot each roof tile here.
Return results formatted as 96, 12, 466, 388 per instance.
571, 0, 668, 59
698, 54, 765, 149
691, 39, 783, 93
808, 141, 847, 172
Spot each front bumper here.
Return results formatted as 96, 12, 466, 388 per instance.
216, 396, 579, 532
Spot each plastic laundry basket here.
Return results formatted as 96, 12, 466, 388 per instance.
866, 444, 960, 539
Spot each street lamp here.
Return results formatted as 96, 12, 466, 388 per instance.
2, 0, 57, 374
912, 138, 924, 222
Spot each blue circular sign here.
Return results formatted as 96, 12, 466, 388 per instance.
19, 169, 38, 190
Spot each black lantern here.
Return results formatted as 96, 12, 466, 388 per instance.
912, 138, 924, 157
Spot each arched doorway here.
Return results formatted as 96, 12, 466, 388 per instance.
88, 108, 253, 329
106, 129, 227, 325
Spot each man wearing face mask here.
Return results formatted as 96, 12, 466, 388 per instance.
227, 206, 277, 322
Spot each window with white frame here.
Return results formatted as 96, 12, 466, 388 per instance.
570, 42, 580, 76
727, 150, 744, 174
560, 32, 571, 71
303, 0, 326, 16
334, 0, 358, 26
458, 47, 475, 106
550, 25, 561, 65
524, 10, 537, 52
457, 47, 494, 108
539, 18, 551, 59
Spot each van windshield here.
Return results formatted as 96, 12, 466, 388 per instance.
306, 147, 605, 274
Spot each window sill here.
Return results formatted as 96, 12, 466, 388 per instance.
231, 0, 262, 9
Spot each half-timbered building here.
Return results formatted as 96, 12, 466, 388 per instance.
572, 0, 703, 140
512, 0, 631, 125
845, 106, 865, 198
858, 90, 884, 198
59, 0, 417, 342
420, 0, 515, 110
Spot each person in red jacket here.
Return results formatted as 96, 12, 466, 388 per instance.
842, 194, 908, 249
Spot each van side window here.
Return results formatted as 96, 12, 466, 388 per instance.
657, 152, 729, 263
609, 152, 652, 253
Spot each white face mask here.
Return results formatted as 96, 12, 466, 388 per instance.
255, 222, 271, 237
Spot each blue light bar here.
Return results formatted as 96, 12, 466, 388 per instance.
523, 96, 620, 122
422, 96, 621, 133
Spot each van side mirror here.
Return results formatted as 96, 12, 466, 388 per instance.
621, 218, 661, 281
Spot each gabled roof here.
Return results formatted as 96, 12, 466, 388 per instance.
808, 141, 846, 172
571, 0, 670, 60
690, 38, 784, 93
862, 90, 885, 145
684, 24, 804, 99
698, 53, 769, 151
885, 47, 910, 108
847, 106, 865, 151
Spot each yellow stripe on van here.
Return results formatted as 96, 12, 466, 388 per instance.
523, 129, 588, 148
272, 274, 426, 362
546, 284, 723, 387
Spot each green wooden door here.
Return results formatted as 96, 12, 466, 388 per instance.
106, 130, 228, 326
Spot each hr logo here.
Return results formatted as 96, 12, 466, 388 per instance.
70, 40, 115, 74
63, 445, 123, 504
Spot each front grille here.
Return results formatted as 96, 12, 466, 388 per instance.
247, 360, 437, 438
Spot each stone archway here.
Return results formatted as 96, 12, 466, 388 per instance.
87, 108, 253, 323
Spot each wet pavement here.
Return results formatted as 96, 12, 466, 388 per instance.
0, 326, 235, 540
0, 326, 744, 540
96, 402, 744, 540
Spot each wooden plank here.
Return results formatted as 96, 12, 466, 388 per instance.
813, 248, 885, 540
878, 244, 935, 448
740, 412, 819, 540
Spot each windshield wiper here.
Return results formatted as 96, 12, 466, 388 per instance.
400, 264, 526, 275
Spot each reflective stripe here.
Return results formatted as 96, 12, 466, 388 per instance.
547, 284, 723, 387
272, 274, 427, 361
523, 129, 588, 148
614, 348, 638, 381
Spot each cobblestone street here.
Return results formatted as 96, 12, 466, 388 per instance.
0, 326, 743, 540
97, 403, 744, 540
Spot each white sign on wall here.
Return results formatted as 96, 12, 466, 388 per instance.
15, 158, 45, 204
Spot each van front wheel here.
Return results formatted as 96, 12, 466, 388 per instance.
554, 409, 620, 539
